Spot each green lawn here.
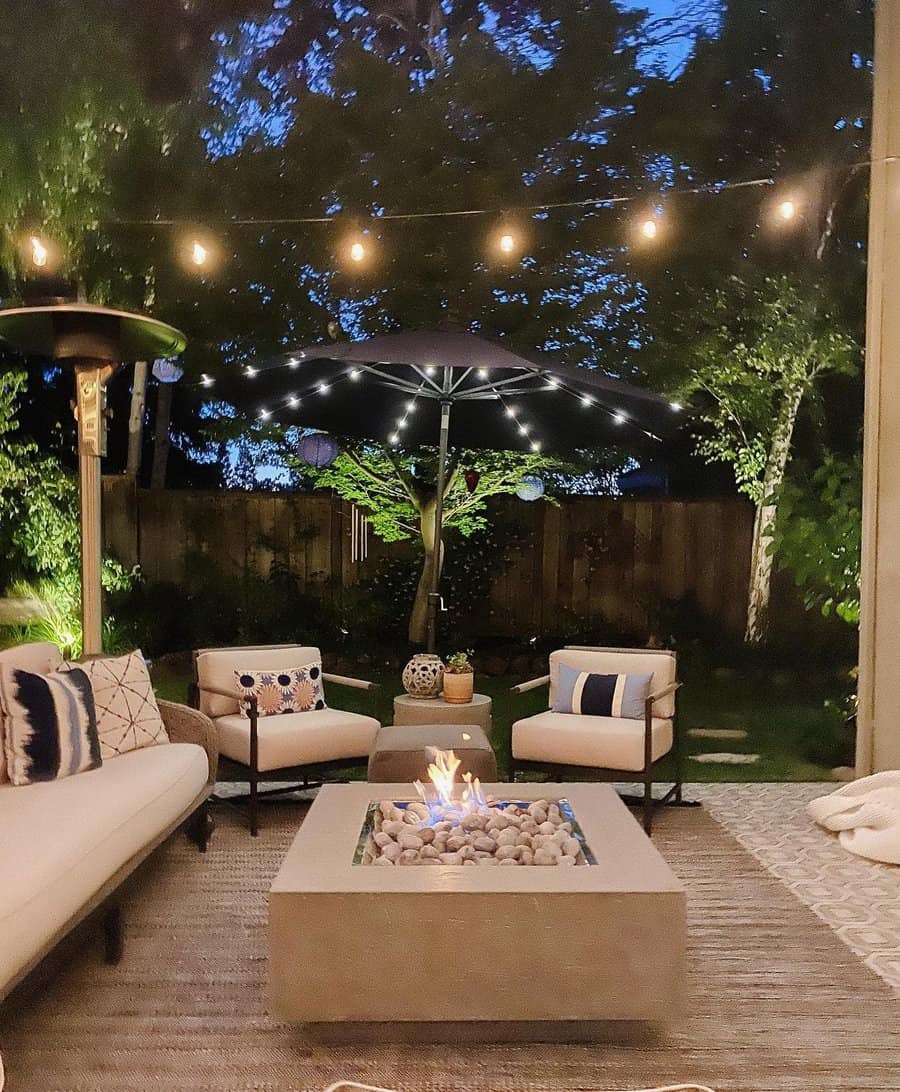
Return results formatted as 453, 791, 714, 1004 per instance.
151, 661, 843, 782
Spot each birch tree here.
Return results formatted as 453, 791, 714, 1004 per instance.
681, 276, 858, 644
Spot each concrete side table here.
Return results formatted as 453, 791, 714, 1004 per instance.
393, 692, 492, 735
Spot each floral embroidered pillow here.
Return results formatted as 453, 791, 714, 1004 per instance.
234, 663, 326, 718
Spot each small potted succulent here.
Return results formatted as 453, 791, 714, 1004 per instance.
442, 649, 475, 704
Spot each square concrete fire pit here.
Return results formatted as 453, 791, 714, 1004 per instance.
269, 783, 685, 1034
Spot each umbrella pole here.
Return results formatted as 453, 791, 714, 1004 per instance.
426, 395, 452, 654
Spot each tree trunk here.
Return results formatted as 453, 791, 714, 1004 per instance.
125, 361, 148, 480
744, 379, 807, 644
150, 381, 173, 490
408, 498, 443, 645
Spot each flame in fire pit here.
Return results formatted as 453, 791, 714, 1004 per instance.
412, 747, 486, 817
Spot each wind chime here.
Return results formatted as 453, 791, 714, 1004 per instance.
350, 502, 369, 563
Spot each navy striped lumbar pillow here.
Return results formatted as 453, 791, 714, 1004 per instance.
0, 666, 102, 785
553, 665, 653, 720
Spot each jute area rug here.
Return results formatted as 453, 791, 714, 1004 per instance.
1, 802, 898, 1092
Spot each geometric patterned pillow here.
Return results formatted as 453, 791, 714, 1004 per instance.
234, 662, 326, 718
64, 650, 168, 759
0, 665, 101, 785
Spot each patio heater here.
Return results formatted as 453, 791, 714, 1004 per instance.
0, 300, 187, 655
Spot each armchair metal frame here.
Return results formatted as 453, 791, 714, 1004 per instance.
190, 646, 381, 836
507, 646, 697, 834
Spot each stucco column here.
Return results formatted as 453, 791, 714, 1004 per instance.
857, 0, 900, 773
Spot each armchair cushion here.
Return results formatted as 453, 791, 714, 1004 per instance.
214, 707, 379, 773
553, 666, 652, 719
234, 662, 325, 717
549, 649, 676, 719
196, 645, 321, 718
512, 711, 673, 774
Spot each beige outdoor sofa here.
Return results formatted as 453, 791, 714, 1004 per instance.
192, 643, 381, 835
0, 641, 217, 1002
508, 646, 684, 834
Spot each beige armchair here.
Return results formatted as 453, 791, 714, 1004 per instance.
192, 643, 381, 835
509, 646, 684, 834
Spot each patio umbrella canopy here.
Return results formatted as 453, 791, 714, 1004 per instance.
232, 330, 681, 650
230, 330, 679, 454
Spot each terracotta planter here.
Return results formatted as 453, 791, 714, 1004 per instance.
442, 670, 474, 704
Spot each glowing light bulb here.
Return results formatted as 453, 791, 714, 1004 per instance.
777, 199, 796, 222
349, 241, 366, 262
670, 401, 683, 412
259, 408, 271, 420
545, 377, 559, 389
581, 395, 593, 407
613, 412, 626, 425
30, 236, 48, 268
640, 219, 658, 240
349, 368, 361, 380
425, 365, 436, 376
499, 233, 516, 254
477, 368, 488, 379
397, 418, 407, 429
406, 401, 416, 412
318, 382, 330, 394
190, 240, 208, 266
288, 357, 299, 369
388, 432, 400, 444
246, 366, 257, 378
201, 374, 214, 388
518, 424, 529, 435
505, 406, 516, 417
288, 395, 299, 407
530, 441, 542, 452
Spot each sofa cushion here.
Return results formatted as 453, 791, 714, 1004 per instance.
234, 662, 325, 718
553, 666, 652, 719
512, 710, 673, 773
0, 643, 64, 785
549, 650, 676, 719
65, 651, 168, 759
0, 742, 208, 991
215, 707, 379, 773
196, 646, 321, 718
1, 665, 101, 786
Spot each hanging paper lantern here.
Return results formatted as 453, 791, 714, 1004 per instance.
515, 475, 544, 502
297, 432, 340, 468
152, 358, 184, 383
463, 468, 481, 494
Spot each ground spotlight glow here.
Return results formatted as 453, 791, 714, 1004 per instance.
30, 236, 48, 268
640, 219, 658, 240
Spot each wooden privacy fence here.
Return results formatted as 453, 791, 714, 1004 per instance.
102, 479, 754, 637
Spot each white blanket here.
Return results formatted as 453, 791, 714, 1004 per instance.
808, 770, 900, 865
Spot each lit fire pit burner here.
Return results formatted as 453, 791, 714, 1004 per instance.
358, 748, 594, 866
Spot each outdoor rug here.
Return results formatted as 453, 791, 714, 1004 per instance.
1, 801, 898, 1092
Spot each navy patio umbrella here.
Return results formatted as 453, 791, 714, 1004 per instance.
232, 330, 681, 650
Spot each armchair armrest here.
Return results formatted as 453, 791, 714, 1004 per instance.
158, 700, 219, 785
510, 674, 551, 695
323, 672, 380, 692
646, 681, 682, 708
